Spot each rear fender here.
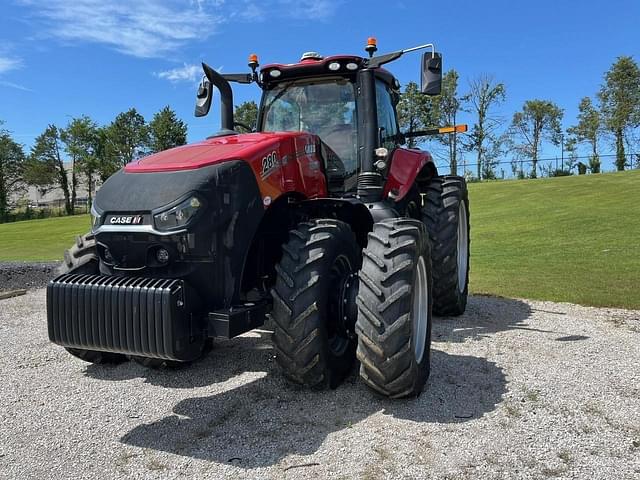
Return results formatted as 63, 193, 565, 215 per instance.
383, 148, 438, 201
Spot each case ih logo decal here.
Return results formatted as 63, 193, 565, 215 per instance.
261, 151, 279, 178
109, 215, 143, 225
304, 143, 316, 155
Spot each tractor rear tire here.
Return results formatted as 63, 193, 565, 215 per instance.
61, 232, 128, 364
356, 218, 433, 398
422, 176, 470, 316
271, 219, 360, 389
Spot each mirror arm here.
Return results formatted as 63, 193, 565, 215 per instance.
222, 73, 253, 84
368, 43, 436, 68
367, 50, 403, 68
403, 43, 435, 56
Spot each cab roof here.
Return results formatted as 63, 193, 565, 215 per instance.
259, 54, 398, 89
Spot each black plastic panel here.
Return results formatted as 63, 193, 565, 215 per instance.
208, 301, 267, 339
47, 274, 204, 361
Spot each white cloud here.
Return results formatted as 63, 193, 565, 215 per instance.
156, 63, 202, 83
0, 56, 23, 74
239, 3, 265, 21
0, 80, 32, 91
19, 1, 340, 58
0, 54, 29, 90
278, 0, 338, 20
19, 1, 224, 58
230, 0, 338, 22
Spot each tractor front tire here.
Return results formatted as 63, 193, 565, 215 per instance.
422, 176, 470, 316
271, 220, 360, 389
128, 340, 213, 369
356, 218, 433, 398
61, 232, 100, 275
129, 356, 187, 369
65, 348, 126, 364
60, 232, 127, 365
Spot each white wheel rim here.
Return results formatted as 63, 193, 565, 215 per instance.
457, 202, 469, 293
412, 256, 429, 363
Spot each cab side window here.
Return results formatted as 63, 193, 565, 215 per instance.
375, 80, 399, 149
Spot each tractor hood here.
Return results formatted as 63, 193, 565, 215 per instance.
125, 132, 299, 173
95, 130, 328, 213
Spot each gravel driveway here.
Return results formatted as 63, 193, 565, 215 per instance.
1, 290, 639, 479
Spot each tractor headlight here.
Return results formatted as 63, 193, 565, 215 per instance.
90, 204, 101, 231
153, 196, 201, 231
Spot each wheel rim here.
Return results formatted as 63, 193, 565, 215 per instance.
412, 256, 429, 363
327, 254, 353, 357
457, 202, 469, 293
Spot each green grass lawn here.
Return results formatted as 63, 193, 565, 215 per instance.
1, 170, 639, 308
0, 214, 91, 262
468, 170, 640, 309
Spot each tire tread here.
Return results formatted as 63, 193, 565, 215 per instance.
422, 175, 470, 316
356, 218, 432, 398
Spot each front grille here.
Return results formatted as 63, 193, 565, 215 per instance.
47, 274, 203, 361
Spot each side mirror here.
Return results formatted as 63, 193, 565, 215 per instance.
195, 75, 213, 117
421, 52, 442, 95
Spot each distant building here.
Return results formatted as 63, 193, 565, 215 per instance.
11, 162, 99, 210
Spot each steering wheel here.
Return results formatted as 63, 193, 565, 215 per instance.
234, 121, 253, 132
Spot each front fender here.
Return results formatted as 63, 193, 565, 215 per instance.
383, 148, 438, 201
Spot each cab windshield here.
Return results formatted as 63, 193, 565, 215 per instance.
260, 78, 358, 187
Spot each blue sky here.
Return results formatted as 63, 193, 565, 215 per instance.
1, 0, 639, 169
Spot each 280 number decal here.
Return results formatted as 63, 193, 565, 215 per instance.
261, 151, 279, 178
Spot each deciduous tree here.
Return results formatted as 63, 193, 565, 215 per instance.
397, 82, 432, 148
0, 123, 26, 220
427, 70, 465, 175
27, 125, 73, 214
233, 101, 258, 133
509, 100, 563, 178
567, 97, 601, 172
148, 106, 187, 153
61, 116, 100, 207
104, 108, 149, 169
462, 75, 506, 180
598, 56, 640, 171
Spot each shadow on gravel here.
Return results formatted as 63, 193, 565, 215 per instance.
555, 335, 589, 342
84, 334, 270, 388
120, 296, 517, 468
433, 295, 539, 342
121, 349, 507, 468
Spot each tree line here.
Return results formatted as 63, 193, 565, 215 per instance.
0, 107, 187, 220
397, 55, 640, 179
1, 55, 638, 221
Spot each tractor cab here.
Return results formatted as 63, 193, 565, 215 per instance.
259, 55, 362, 192
256, 52, 404, 194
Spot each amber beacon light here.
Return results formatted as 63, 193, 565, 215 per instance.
365, 37, 378, 57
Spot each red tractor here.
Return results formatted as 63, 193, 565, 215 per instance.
48, 39, 470, 398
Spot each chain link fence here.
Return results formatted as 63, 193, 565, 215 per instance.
435, 153, 640, 180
